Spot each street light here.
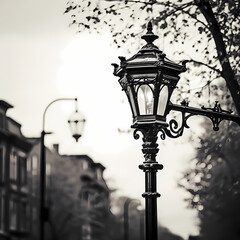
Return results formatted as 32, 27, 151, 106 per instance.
40, 98, 86, 240
123, 198, 141, 240
112, 22, 240, 240
68, 100, 86, 142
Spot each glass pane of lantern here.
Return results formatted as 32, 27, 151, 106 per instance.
137, 85, 154, 115
68, 110, 86, 142
127, 86, 137, 117
157, 85, 169, 116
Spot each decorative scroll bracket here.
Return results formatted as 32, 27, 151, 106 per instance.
163, 101, 240, 139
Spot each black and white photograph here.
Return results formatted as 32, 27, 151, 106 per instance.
0, 1, 239, 240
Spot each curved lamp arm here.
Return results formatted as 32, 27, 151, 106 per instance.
42, 97, 78, 132
160, 101, 240, 139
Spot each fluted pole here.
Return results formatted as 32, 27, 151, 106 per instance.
135, 127, 163, 240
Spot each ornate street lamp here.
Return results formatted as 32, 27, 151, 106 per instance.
68, 102, 86, 142
40, 98, 86, 240
112, 22, 240, 240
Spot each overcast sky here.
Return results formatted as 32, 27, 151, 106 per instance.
0, 1, 200, 239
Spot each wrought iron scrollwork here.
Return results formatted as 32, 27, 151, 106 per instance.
158, 128, 166, 140
133, 101, 240, 142
133, 127, 166, 141
133, 129, 142, 140
163, 110, 195, 139
166, 100, 240, 137
133, 127, 164, 166
164, 118, 184, 138
207, 116, 221, 131
135, 101, 240, 140
201, 101, 233, 114
201, 101, 233, 131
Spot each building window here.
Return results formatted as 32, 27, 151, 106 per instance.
32, 155, 38, 176
93, 193, 105, 209
0, 147, 4, 182
80, 190, 90, 209
27, 156, 32, 184
31, 206, 38, 233
96, 168, 102, 180
9, 199, 17, 230
26, 204, 30, 231
46, 163, 51, 187
0, 191, 5, 231
10, 152, 17, 181
20, 157, 27, 186
32, 206, 37, 223
81, 160, 88, 170
0, 114, 4, 129
19, 202, 27, 231
46, 163, 51, 176
27, 157, 31, 173
82, 191, 89, 201
82, 224, 91, 240
31, 155, 38, 196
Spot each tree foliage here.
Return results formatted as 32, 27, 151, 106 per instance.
65, 0, 240, 114
64, 1, 240, 239
179, 120, 240, 240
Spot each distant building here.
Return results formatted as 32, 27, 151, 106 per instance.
28, 144, 111, 240
0, 100, 34, 240
62, 154, 110, 240
0, 100, 110, 240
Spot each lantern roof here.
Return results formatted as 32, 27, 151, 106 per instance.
113, 22, 186, 77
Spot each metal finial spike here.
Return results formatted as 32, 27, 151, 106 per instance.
147, 22, 153, 33
141, 21, 159, 44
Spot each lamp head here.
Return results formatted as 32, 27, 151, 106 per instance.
112, 22, 186, 128
68, 109, 86, 142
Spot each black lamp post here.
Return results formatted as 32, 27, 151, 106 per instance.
40, 97, 85, 240
112, 22, 240, 240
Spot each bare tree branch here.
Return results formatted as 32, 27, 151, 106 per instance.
188, 59, 222, 75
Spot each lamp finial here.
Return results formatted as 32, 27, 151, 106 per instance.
147, 21, 153, 33
141, 21, 158, 44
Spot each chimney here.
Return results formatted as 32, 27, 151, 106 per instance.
53, 144, 59, 154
